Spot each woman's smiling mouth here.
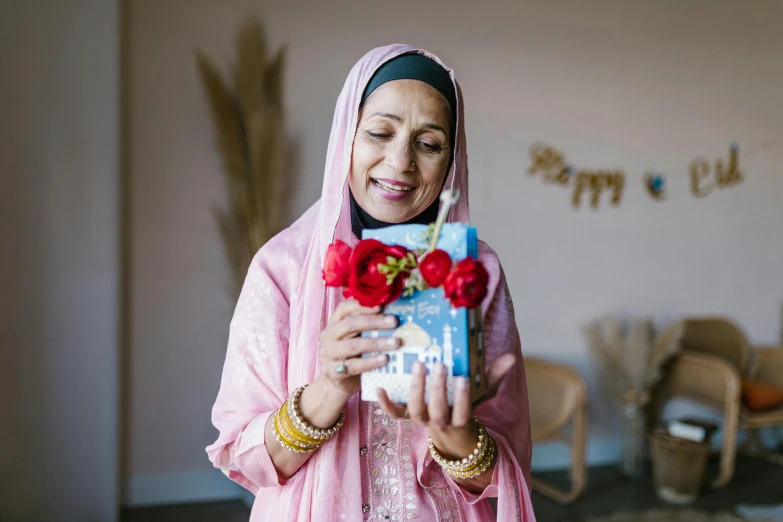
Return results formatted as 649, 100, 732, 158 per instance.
371, 178, 417, 200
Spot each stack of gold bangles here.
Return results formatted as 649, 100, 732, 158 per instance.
428, 416, 496, 479
273, 385, 344, 453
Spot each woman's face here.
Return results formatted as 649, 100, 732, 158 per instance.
349, 79, 452, 224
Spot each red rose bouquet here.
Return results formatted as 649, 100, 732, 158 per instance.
322, 240, 488, 309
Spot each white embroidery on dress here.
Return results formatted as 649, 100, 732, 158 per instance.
371, 428, 399, 497
368, 405, 420, 520
430, 484, 461, 521
373, 498, 403, 521
400, 419, 418, 519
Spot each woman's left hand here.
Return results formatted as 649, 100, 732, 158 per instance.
377, 353, 516, 462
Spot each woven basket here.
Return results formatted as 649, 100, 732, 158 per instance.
649, 430, 710, 504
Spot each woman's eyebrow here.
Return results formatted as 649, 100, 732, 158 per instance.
423, 123, 447, 135
368, 112, 447, 135
369, 112, 402, 122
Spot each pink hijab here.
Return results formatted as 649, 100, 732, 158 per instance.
207, 44, 536, 521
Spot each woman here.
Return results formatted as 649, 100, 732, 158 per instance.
207, 44, 536, 521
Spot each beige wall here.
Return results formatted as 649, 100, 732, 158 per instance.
0, 1, 121, 520
126, 0, 783, 504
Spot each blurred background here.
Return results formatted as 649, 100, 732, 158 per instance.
1, 1, 781, 521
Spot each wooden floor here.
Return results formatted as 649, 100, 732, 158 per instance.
121, 456, 783, 522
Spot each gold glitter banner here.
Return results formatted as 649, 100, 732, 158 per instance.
527, 142, 759, 209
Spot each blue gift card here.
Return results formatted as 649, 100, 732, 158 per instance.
359, 224, 486, 405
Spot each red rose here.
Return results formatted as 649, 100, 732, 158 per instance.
348, 239, 410, 307
419, 249, 453, 287
443, 257, 490, 309
387, 245, 410, 259
322, 240, 353, 287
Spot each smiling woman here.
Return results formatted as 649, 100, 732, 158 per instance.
351, 78, 452, 222
206, 45, 536, 522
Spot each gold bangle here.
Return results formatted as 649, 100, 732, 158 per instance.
287, 385, 345, 441
448, 438, 496, 479
272, 385, 345, 453
276, 418, 320, 451
273, 408, 319, 453
429, 418, 489, 472
428, 417, 496, 479
443, 438, 495, 479
273, 408, 308, 453
279, 401, 322, 446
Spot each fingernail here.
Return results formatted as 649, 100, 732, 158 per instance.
385, 315, 397, 326
375, 354, 389, 364
412, 362, 425, 375
385, 337, 399, 347
457, 377, 470, 390
433, 363, 446, 376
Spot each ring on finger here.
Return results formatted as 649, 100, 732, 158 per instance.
335, 361, 348, 375
403, 406, 409, 419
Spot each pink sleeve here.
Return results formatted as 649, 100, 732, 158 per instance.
205, 248, 293, 492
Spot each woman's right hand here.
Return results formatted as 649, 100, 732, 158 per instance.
267, 300, 401, 478
319, 298, 402, 400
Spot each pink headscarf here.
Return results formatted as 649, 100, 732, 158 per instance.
207, 44, 536, 521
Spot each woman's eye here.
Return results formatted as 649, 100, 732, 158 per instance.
418, 141, 442, 153
366, 131, 391, 140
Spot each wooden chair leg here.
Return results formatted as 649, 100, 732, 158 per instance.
568, 401, 587, 501
531, 405, 588, 505
711, 389, 740, 489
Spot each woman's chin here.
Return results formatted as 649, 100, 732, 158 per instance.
364, 203, 419, 224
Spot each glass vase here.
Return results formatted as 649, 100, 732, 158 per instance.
620, 401, 646, 477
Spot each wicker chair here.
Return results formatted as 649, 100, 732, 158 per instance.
648, 316, 783, 488
527, 357, 588, 504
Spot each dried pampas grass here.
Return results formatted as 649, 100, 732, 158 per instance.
584, 316, 684, 406
584, 315, 684, 475
195, 16, 290, 298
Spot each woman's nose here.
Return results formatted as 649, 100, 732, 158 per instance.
386, 139, 415, 173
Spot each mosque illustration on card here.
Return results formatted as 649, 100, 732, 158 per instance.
378, 321, 455, 377
360, 286, 485, 405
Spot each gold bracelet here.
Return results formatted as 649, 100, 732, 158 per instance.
428, 417, 496, 479
273, 386, 345, 453
276, 411, 320, 451
448, 438, 496, 479
429, 418, 489, 472
278, 401, 322, 446
438, 438, 495, 479
287, 385, 345, 440
273, 408, 319, 453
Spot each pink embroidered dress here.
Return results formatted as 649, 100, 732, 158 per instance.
206, 44, 537, 521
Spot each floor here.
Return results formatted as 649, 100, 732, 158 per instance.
121, 500, 250, 522
121, 456, 783, 522
532, 456, 782, 522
